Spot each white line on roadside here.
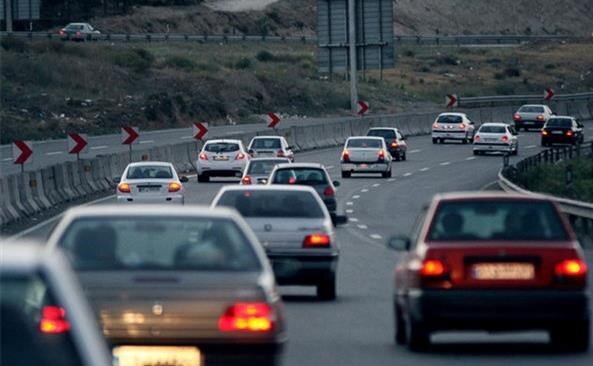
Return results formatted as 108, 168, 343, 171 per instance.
420, 167, 430, 172
346, 201, 354, 206
2, 157, 13, 161
326, 165, 335, 170
526, 145, 536, 149
409, 149, 421, 154
361, 188, 369, 193
349, 217, 359, 222
139, 140, 154, 144
440, 161, 451, 166
91, 145, 108, 150
346, 209, 354, 214
370, 234, 383, 240
465, 156, 477, 161
46, 151, 63, 156
357, 224, 368, 230
387, 178, 395, 182
372, 183, 380, 188
352, 195, 360, 200
403, 172, 413, 177
180, 136, 194, 140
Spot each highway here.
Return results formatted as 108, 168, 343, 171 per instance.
18, 130, 593, 365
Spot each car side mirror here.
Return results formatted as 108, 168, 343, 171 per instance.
387, 235, 411, 251
248, 149, 255, 154
287, 145, 294, 150
179, 176, 189, 183
578, 123, 584, 128
332, 214, 348, 226
333, 181, 341, 187
469, 121, 475, 125
113, 176, 121, 184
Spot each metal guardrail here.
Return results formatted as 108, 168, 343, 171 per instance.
458, 92, 593, 108
394, 34, 588, 45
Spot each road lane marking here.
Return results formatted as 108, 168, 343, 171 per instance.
409, 149, 421, 154
403, 172, 413, 177
346, 201, 354, 206
370, 234, 383, 240
465, 156, 477, 161
349, 217, 359, 222
326, 165, 335, 170
387, 178, 395, 182
46, 151, 63, 156
357, 224, 368, 230
352, 195, 360, 199
361, 188, 369, 193
346, 209, 354, 214
420, 167, 430, 172
91, 145, 108, 150
440, 161, 451, 166
2, 157, 13, 161
526, 145, 536, 149
180, 136, 194, 140
372, 183, 380, 187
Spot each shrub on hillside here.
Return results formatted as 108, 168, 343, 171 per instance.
1, 36, 28, 53
234, 57, 252, 70
164, 55, 195, 70
256, 50, 275, 62
112, 48, 154, 73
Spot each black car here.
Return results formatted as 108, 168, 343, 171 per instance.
541, 116, 584, 146
367, 127, 408, 161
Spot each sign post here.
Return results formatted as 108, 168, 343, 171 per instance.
121, 126, 139, 162
67, 133, 89, 161
13, 140, 33, 173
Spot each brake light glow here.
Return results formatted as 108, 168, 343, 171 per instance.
459, 123, 466, 129
513, 114, 522, 121
542, 129, 549, 136
432, 122, 439, 129
218, 303, 274, 332
419, 259, 447, 277
59, 30, 65, 36
40, 306, 70, 334
242, 176, 252, 185
323, 186, 335, 197
277, 150, 285, 157
118, 183, 131, 193
536, 115, 545, 121
500, 136, 509, 142
341, 150, 350, 162
303, 233, 331, 248
199, 153, 208, 160
378, 149, 386, 161
474, 135, 481, 142
76, 31, 81, 36
391, 141, 399, 148
168, 182, 182, 192
566, 130, 574, 136
555, 259, 587, 277
235, 153, 246, 160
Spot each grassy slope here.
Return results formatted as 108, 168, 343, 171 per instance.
1, 37, 592, 143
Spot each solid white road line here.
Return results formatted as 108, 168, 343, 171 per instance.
357, 224, 368, 230
90, 145, 108, 150
370, 234, 383, 240
419, 167, 430, 172
46, 151, 63, 156
440, 161, 451, 166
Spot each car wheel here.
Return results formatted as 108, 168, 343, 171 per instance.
402, 152, 407, 161
317, 273, 336, 301
406, 317, 430, 352
341, 171, 351, 178
394, 302, 407, 345
473, 150, 480, 156
382, 169, 392, 178
462, 137, 468, 144
197, 173, 209, 183
550, 320, 590, 352
513, 145, 519, 156
395, 153, 401, 161
439, 138, 444, 144
432, 138, 437, 144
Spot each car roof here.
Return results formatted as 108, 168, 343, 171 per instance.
251, 136, 283, 139
368, 127, 399, 131
347, 136, 384, 140
438, 112, 466, 117
126, 161, 174, 167
205, 139, 242, 144
275, 162, 324, 169
0, 242, 52, 273
547, 115, 574, 120
59, 205, 242, 220
433, 191, 554, 204
219, 184, 318, 193
520, 104, 546, 108
67, 22, 88, 26
479, 122, 509, 127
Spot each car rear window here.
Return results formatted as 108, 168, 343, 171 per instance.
367, 129, 396, 139
479, 125, 506, 133
250, 138, 282, 149
427, 200, 569, 241
546, 118, 572, 128
347, 139, 382, 148
57, 217, 261, 272
1, 275, 82, 366
66, 25, 83, 30
519, 106, 544, 113
216, 190, 325, 218
126, 165, 173, 179
271, 168, 328, 185
205, 143, 240, 153
437, 115, 463, 123
247, 160, 287, 175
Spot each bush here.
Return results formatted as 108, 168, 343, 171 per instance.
494, 72, 506, 80
112, 48, 154, 73
234, 57, 252, 70
504, 67, 521, 78
164, 55, 195, 70
1, 36, 28, 53
256, 50, 275, 62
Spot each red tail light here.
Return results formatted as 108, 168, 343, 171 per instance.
566, 130, 574, 137
513, 114, 522, 121
536, 115, 545, 121
118, 183, 131, 193
391, 141, 399, 148
459, 123, 466, 129
199, 153, 208, 160
542, 129, 549, 136
341, 150, 350, 162
218, 303, 274, 332
235, 153, 246, 160
40, 306, 70, 334
555, 259, 587, 277
432, 122, 439, 129
303, 233, 331, 248
419, 259, 447, 277
168, 182, 182, 192
378, 149, 385, 161
59, 30, 65, 36
277, 150, 285, 157
76, 31, 81, 36
242, 176, 252, 185
474, 135, 481, 142
500, 136, 509, 143
323, 186, 335, 197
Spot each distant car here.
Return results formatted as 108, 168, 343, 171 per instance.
197, 139, 250, 183
340, 136, 392, 178
389, 192, 590, 352
241, 157, 291, 185
212, 185, 340, 300
46, 206, 286, 366
268, 163, 340, 220
247, 136, 295, 162
513, 104, 554, 131
473, 122, 519, 155
431, 113, 475, 144
0, 242, 111, 366
541, 116, 584, 146
59, 22, 100, 41
366, 127, 408, 161
115, 161, 188, 205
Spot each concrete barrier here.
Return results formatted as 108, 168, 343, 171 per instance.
29, 171, 52, 211
0, 177, 19, 224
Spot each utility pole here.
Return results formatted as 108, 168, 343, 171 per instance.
348, 0, 358, 115
6, 0, 13, 32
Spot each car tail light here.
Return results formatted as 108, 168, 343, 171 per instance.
277, 150, 285, 157
542, 129, 549, 136
536, 115, 545, 121
242, 176, 252, 185
500, 135, 509, 142
323, 186, 335, 197
432, 122, 439, 129
199, 153, 208, 160
40, 306, 70, 334
118, 183, 131, 193
168, 182, 182, 192
513, 114, 522, 121
378, 149, 386, 161
555, 259, 587, 278
459, 123, 466, 129
303, 233, 331, 248
59, 30, 65, 36
341, 150, 350, 162
391, 141, 399, 148
218, 303, 274, 332
474, 135, 481, 142
419, 259, 447, 278
76, 31, 81, 36
566, 130, 574, 136
235, 153, 246, 160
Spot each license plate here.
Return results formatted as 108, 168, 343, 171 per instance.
472, 263, 534, 280
358, 163, 368, 168
213, 156, 229, 161
113, 346, 202, 366
524, 121, 534, 125
552, 131, 563, 135
138, 187, 160, 192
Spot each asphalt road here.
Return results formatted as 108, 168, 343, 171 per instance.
18, 131, 593, 365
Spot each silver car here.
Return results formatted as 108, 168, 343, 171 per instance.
513, 104, 554, 131
59, 22, 101, 41
46, 206, 286, 366
0, 242, 111, 366
340, 136, 393, 178
212, 185, 340, 300
241, 157, 291, 185
115, 162, 188, 205
431, 112, 475, 144
473, 122, 519, 155
247, 136, 295, 162
197, 139, 250, 182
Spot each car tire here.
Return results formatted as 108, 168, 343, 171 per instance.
317, 273, 336, 301
462, 137, 468, 144
406, 318, 430, 352
402, 152, 407, 161
197, 173, 209, 183
432, 138, 437, 144
341, 171, 351, 178
513, 145, 519, 155
382, 169, 392, 178
473, 150, 479, 156
394, 302, 407, 345
395, 153, 401, 161
550, 320, 590, 352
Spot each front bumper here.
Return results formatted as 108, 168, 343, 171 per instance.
405, 289, 589, 331
267, 252, 338, 285
117, 195, 184, 205
341, 162, 390, 173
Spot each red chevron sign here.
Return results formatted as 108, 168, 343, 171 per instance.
446, 94, 458, 108
357, 101, 369, 115
267, 113, 281, 128
544, 88, 555, 101
121, 126, 139, 145
193, 122, 209, 140
68, 133, 88, 154
13, 140, 33, 165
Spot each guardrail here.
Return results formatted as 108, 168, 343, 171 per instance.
458, 92, 593, 108
1, 31, 590, 45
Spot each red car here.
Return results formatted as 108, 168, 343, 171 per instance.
389, 192, 590, 351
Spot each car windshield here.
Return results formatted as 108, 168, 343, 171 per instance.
216, 190, 325, 218
126, 165, 173, 179
251, 138, 282, 149
479, 125, 506, 133
367, 129, 396, 139
546, 118, 572, 127
347, 139, 382, 148
272, 168, 328, 185
57, 217, 261, 271
519, 106, 545, 113
437, 115, 463, 123
427, 201, 569, 241
205, 143, 240, 153
247, 160, 286, 175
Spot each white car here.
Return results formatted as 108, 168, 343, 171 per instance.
340, 136, 392, 178
197, 139, 250, 182
473, 122, 519, 155
240, 157, 291, 185
432, 113, 476, 144
513, 104, 554, 131
115, 161, 188, 204
247, 136, 295, 162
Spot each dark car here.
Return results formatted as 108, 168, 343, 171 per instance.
59, 22, 100, 41
46, 206, 286, 366
367, 127, 408, 161
388, 192, 589, 352
541, 116, 584, 146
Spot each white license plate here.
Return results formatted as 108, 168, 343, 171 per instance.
552, 131, 563, 135
524, 121, 534, 125
358, 163, 369, 168
472, 263, 534, 280
138, 187, 160, 192
213, 156, 229, 161
113, 346, 202, 366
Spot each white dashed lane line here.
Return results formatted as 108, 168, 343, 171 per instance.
352, 195, 360, 200
370, 234, 383, 240
349, 217, 359, 223
465, 156, 477, 161
403, 172, 413, 177
357, 224, 368, 230
90, 145, 108, 150
409, 149, 422, 154
440, 161, 451, 166
387, 178, 395, 182
372, 183, 381, 188
346, 202, 354, 206
361, 188, 369, 193
346, 209, 354, 214
46, 151, 63, 156
419, 167, 430, 172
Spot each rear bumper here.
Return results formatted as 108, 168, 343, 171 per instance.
542, 135, 577, 144
117, 195, 184, 205
197, 165, 245, 177
516, 120, 545, 129
432, 131, 467, 140
405, 289, 589, 330
473, 143, 513, 152
267, 253, 338, 285
341, 162, 389, 173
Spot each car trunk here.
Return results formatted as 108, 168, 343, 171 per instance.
246, 217, 327, 250
347, 148, 381, 163
476, 132, 504, 144
126, 179, 171, 197
517, 112, 543, 122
